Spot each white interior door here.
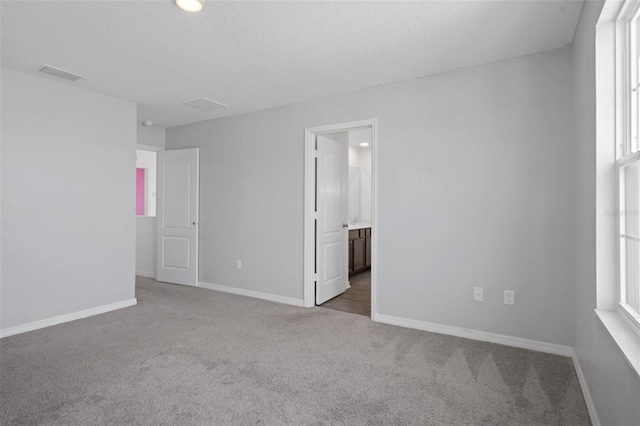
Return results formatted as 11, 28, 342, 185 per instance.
156, 148, 199, 286
316, 135, 349, 304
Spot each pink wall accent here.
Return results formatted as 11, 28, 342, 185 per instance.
136, 168, 145, 215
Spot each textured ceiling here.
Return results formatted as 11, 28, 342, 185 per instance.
1, 0, 584, 128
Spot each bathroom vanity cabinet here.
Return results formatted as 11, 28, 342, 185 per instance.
349, 227, 371, 276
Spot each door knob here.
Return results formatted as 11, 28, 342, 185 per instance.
342, 223, 349, 228
193, 221, 198, 226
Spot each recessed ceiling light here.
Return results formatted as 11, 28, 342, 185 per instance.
360, 142, 370, 147
176, 0, 203, 12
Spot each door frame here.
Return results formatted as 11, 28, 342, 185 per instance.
303, 119, 378, 320
136, 144, 163, 279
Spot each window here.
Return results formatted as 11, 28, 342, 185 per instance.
136, 149, 157, 217
617, 2, 640, 334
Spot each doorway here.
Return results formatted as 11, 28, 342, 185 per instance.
135, 146, 161, 279
303, 119, 377, 319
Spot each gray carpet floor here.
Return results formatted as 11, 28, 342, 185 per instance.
1, 276, 590, 425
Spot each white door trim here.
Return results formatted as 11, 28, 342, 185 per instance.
303, 119, 378, 320
136, 143, 164, 152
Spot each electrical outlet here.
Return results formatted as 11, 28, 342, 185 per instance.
473, 287, 483, 302
236, 259, 242, 270
504, 290, 515, 305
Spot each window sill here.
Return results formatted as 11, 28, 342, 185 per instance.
595, 309, 640, 376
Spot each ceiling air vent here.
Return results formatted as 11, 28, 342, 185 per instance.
37, 64, 85, 82
181, 97, 228, 112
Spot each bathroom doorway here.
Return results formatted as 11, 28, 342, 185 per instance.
303, 119, 377, 319
319, 129, 372, 317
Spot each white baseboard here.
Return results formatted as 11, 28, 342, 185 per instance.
0, 298, 138, 338
375, 313, 573, 356
198, 281, 304, 307
136, 270, 155, 278
571, 353, 601, 426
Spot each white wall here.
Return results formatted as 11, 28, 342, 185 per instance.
572, 2, 640, 424
348, 144, 361, 222
1, 67, 137, 331
137, 124, 165, 149
357, 147, 371, 224
347, 143, 372, 225
135, 216, 156, 277
167, 47, 574, 346
348, 145, 359, 168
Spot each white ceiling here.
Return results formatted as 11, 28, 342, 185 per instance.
349, 128, 371, 148
1, 0, 584, 129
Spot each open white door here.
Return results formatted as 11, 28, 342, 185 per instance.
315, 135, 349, 304
156, 148, 199, 286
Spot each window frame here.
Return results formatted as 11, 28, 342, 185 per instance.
616, 0, 640, 337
